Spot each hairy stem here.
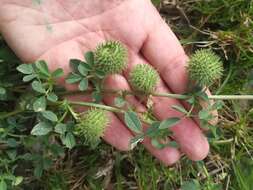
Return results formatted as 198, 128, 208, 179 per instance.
0, 109, 24, 120
209, 95, 253, 100
66, 101, 154, 125
67, 101, 125, 114
60, 89, 253, 100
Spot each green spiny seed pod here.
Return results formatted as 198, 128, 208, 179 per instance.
75, 109, 109, 145
188, 49, 223, 87
129, 64, 159, 94
94, 41, 128, 75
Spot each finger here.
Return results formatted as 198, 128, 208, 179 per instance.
103, 112, 134, 151
141, 8, 188, 94
39, 43, 133, 151
123, 53, 209, 161
141, 10, 218, 126
103, 74, 181, 165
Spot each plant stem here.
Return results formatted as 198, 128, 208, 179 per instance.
60, 89, 189, 99
151, 92, 189, 99
212, 138, 234, 145
66, 101, 153, 125
68, 101, 125, 114
0, 109, 24, 120
61, 89, 253, 100
208, 95, 253, 100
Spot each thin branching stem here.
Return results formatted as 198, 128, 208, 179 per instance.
68, 101, 125, 114
60, 89, 253, 100
209, 95, 253, 100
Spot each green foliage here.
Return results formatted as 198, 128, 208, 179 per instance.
181, 179, 201, 190
94, 41, 128, 75
124, 111, 142, 134
129, 64, 159, 93
188, 49, 223, 87
232, 158, 253, 190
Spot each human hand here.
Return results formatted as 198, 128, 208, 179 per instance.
0, 0, 209, 165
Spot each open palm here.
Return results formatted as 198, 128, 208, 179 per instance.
0, 0, 209, 165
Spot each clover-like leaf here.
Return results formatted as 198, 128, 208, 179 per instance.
41, 111, 58, 122
47, 92, 58, 102
158, 117, 180, 129
171, 105, 188, 115
33, 96, 46, 112
54, 123, 67, 134
79, 78, 89, 91
78, 63, 88, 76
85, 51, 94, 66
17, 64, 33, 74
124, 111, 142, 134
51, 68, 64, 78
31, 122, 52, 136
32, 81, 46, 94
66, 73, 82, 84
23, 74, 37, 82
35, 60, 50, 76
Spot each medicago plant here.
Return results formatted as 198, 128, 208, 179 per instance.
6, 40, 253, 148
1, 40, 253, 187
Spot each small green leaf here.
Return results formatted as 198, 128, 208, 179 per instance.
85, 51, 94, 65
43, 158, 53, 170
145, 122, 160, 138
66, 73, 82, 84
181, 180, 201, 190
7, 138, 18, 147
17, 64, 33, 74
79, 78, 89, 91
54, 123, 67, 134
31, 122, 52, 136
20, 153, 33, 161
41, 111, 58, 122
33, 96, 46, 112
69, 59, 82, 73
95, 70, 106, 79
81, 62, 92, 71
13, 176, 23, 186
35, 60, 50, 76
159, 117, 180, 129
211, 100, 224, 110
78, 63, 88, 76
114, 97, 126, 107
62, 132, 76, 149
23, 74, 37, 82
92, 91, 102, 103
50, 144, 65, 157
47, 92, 58, 102
34, 162, 43, 178
168, 141, 179, 148
0, 180, 7, 190
51, 68, 64, 78
32, 81, 46, 93
199, 110, 211, 120
197, 90, 209, 101
130, 135, 144, 149
124, 111, 142, 133
0, 87, 6, 95
187, 97, 195, 104
6, 150, 17, 160
151, 139, 164, 149
171, 105, 188, 115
